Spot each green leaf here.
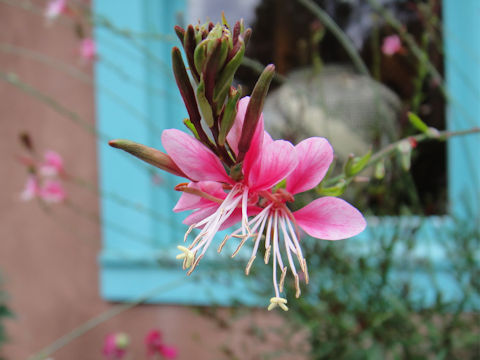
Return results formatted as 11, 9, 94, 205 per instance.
344, 150, 372, 177
218, 89, 241, 146
183, 118, 200, 140
214, 39, 245, 105
408, 112, 429, 133
317, 181, 347, 196
196, 79, 215, 127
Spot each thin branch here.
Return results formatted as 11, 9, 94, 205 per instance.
296, 0, 370, 76
324, 126, 480, 186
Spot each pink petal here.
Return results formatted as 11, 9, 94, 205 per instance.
226, 96, 265, 177
293, 197, 366, 240
80, 38, 96, 61
286, 137, 333, 195
173, 181, 226, 212
382, 35, 402, 56
20, 176, 39, 201
45, 0, 67, 19
247, 140, 297, 191
226, 96, 249, 155
40, 150, 63, 177
162, 129, 231, 183
160, 345, 178, 359
182, 205, 219, 226
39, 179, 66, 203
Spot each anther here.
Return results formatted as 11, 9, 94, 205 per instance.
279, 267, 287, 292
294, 274, 301, 298
186, 254, 203, 275
231, 235, 249, 257
245, 256, 256, 275
264, 245, 271, 264
217, 235, 230, 253
302, 258, 309, 284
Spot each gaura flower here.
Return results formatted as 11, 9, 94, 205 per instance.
382, 34, 403, 56
227, 137, 366, 310
102, 333, 129, 360
145, 329, 177, 359
163, 97, 297, 273
20, 150, 66, 204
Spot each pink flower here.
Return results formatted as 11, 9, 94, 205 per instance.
164, 97, 297, 272
21, 175, 40, 201
80, 38, 96, 62
228, 137, 366, 310
158, 96, 365, 307
382, 34, 402, 56
45, 0, 67, 20
145, 330, 177, 359
103, 333, 129, 360
39, 179, 66, 203
39, 150, 63, 177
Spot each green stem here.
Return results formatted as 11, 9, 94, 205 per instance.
324, 127, 480, 187
296, 0, 370, 76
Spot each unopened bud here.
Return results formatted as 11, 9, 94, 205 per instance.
237, 64, 275, 162
108, 139, 187, 178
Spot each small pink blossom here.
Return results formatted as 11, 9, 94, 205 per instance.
21, 175, 40, 201
39, 179, 66, 203
382, 34, 403, 56
80, 38, 96, 62
103, 333, 129, 360
45, 0, 67, 20
145, 330, 177, 359
39, 150, 63, 177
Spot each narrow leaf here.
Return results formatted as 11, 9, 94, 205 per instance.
197, 79, 215, 128
408, 112, 429, 133
218, 89, 242, 146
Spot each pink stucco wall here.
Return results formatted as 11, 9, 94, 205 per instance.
0, 2, 306, 359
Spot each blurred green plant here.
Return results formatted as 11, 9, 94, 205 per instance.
0, 274, 13, 359
270, 216, 480, 359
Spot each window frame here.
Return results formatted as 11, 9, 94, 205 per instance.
94, 0, 479, 306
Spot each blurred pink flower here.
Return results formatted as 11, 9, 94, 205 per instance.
40, 179, 66, 203
80, 37, 96, 62
20, 175, 40, 201
103, 333, 129, 360
382, 34, 402, 56
39, 150, 64, 177
145, 329, 177, 359
45, 0, 67, 20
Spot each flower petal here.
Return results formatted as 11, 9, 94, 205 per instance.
293, 197, 366, 240
183, 205, 242, 230
162, 129, 230, 183
226, 96, 249, 155
173, 181, 226, 212
226, 96, 265, 176
247, 140, 297, 191
286, 137, 333, 195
